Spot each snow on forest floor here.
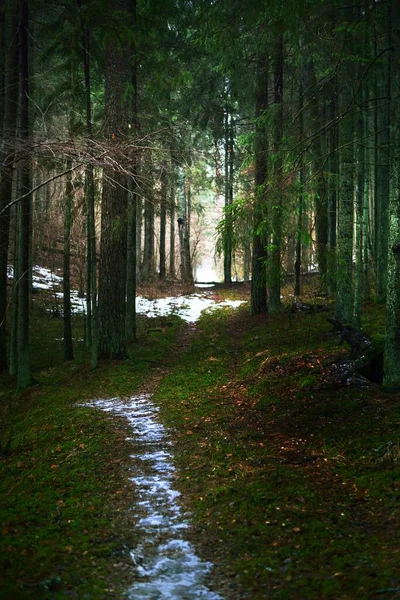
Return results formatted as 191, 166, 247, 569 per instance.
84, 395, 224, 600
9, 266, 245, 322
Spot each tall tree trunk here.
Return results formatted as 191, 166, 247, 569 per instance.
269, 34, 284, 313
125, 0, 138, 341
80, 6, 97, 363
16, 0, 32, 389
9, 203, 19, 377
159, 164, 167, 280
0, 0, 19, 373
126, 178, 137, 340
295, 69, 305, 297
63, 165, 74, 361
336, 13, 355, 324
383, 0, 399, 389
352, 103, 365, 328
375, 2, 391, 303
250, 54, 269, 315
97, 0, 130, 360
327, 78, 338, 297
136, 194, 142, 280
142, 193, 154, 281
177, 169, 193, 284
223, 98, 233, 284
169, 182, 176, 279
0, 1, 5, 128
307, 61, 328, 291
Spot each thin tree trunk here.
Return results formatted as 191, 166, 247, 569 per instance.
142, 194, 154, 281
0, 0, 19, 373
177, 169, 193, 284
126, 177, 136, 340
307, 61, 328, 291
327, 78, 338, 297
82, 25, 98, 365
375, 2, 391, 303
16, 0, 32, 389
352, 104, 364, 328
159, 164, 167, 280
223, 98, 232, 284
136, 194, 142, 280
336, 10, 355, 324
295, 67, 305, 297
126, 0, 138, 341
9, 204, 18, 377
63, 165, 74, 361
383, 0, 399, 389
250, 54, 269, 315
169, 183, 176, 279
269, 34, 284, 313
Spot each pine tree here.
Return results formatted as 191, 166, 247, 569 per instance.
16, 0, 33, 390
97, 0, 131, 360
383, 0, 400, 390
0, 0, 19, 373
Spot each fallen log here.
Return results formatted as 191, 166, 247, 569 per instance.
327, 318, 380, 386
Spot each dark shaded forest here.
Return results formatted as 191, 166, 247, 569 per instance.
1, 0, 400, 599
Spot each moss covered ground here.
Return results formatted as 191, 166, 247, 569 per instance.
154, 294, 400, 600
1, 284, 399, 599
0, 304, 184, 599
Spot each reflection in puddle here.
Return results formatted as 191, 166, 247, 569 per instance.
86, 395, 223, 600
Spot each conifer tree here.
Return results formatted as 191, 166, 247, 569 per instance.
97, 0, 131, 360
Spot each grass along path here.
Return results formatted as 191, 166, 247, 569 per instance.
154, 304, 400, 600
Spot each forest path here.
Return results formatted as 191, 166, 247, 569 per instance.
89, 320, 229, 599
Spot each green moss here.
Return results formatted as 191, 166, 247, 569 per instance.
154, 302, 400, 600
0, 306, 183, 599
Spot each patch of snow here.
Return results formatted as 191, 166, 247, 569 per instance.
9, 264, 245, 323
194, 283, 216, 289
84, 395, 223, 600
136, 295, 244, 323
54, 291, 86, 314
32, 265, 62, 290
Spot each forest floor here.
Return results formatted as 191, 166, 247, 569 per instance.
1, 278, 400, 599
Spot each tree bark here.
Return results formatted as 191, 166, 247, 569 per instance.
126, 177, 137, 341
16, 0, 32, 389
269, 34, 283, 313
142, 192, 155, 281
159, 164, 167, 280
63, 165, 74, 361
375, 1, 391, 304
336, 11, 355, 324
250, 54, 269, 315
295, 66, 305, 297
327, 77, 338, 297
97, 0, 130, 360
169, 182, 176, 279
383, 0, 400, 390
0, 0, 19, 373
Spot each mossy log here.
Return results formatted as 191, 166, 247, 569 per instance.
327, 318, 381, 385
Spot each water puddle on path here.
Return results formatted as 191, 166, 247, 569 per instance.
87, 395, 223, 600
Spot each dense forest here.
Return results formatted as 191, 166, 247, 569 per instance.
1, 0, 399, 386
1, 0, 400, 599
